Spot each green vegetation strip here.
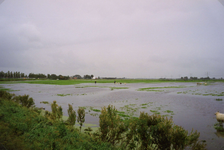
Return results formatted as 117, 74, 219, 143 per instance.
138, 86, 187, 91
1, 78, 222, 85
57, 94, 71, 96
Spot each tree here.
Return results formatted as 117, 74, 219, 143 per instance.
73, 74, 82, 79
83, 75, 91, 79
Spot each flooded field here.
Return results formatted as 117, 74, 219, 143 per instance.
1, 82, 224, 149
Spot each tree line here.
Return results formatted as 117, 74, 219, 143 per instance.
0, 71, 26, 78
0, 71, 95, 80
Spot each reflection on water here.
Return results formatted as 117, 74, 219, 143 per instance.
2, 82, 224, 149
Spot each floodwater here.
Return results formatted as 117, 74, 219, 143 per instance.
1, 82, 224, 149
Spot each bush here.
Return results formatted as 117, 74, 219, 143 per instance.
99, 107, 206, 150
77, 107, 85, 132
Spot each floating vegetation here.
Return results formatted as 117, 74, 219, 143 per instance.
147, 90, 164, 92
164, 110, 173, 113
80, 107, 87, 110
89, 113, 98, 116
110, 87, 129, 90
81, 93, 87, 95
150, 110, 160, 114
178, 90, 224, 97
203, 92, 224, 96
216, 99, 223, 101
57, 94, 71, 96
141, 103, 148, 106
141, 107, 147, 109
91, 109, 101, 112
40, 101, 49, 104
138, 86, 186, 91
120, 104, 139, 116
214, 123, 224, 132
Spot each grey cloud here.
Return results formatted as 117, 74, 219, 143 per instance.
0, 0, 224, 78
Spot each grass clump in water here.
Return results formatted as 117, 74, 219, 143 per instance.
216, 98, 223, 101
138, 85, 186, 91
110, 87, 128, 90
57, 94, 71, 96
164, 110, 173, 113
40, 101, 49, 104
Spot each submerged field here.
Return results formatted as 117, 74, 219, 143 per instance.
1, 80, 224, 149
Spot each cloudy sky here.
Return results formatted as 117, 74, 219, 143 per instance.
0, 0, 224, 78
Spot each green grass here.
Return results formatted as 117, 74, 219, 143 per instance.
1, 78, 222, 85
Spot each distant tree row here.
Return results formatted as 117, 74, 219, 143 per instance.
0, 71, 97, 80
180, 76, 211, 80
0, 71, 26, 78
29, 73, 46, 79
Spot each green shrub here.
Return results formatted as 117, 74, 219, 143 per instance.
77, 107, 85, 132
13, 95, 35, 108
99, 105, 126, 145
99, 107, 206, 150
45, 101, 63, 122
66, 104, 76, 126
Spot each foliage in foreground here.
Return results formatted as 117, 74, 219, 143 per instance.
97, 105, 206, 150
0, 90, 206, 150
0, 91, 114, 150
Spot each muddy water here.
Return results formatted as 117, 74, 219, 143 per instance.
2, 82, 224, 149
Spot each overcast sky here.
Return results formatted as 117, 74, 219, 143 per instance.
0, 0, 224, 78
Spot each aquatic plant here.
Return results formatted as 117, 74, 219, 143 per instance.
214, 123, 224, 132
40, 101, 49, 104
110, 87, 129, 90
216, 98, 223, 101
57, 94, 71, 96
138, 85, 187, 91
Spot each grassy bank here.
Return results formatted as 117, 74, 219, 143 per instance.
0, 78, 223, 85
0, 91, 114, 150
